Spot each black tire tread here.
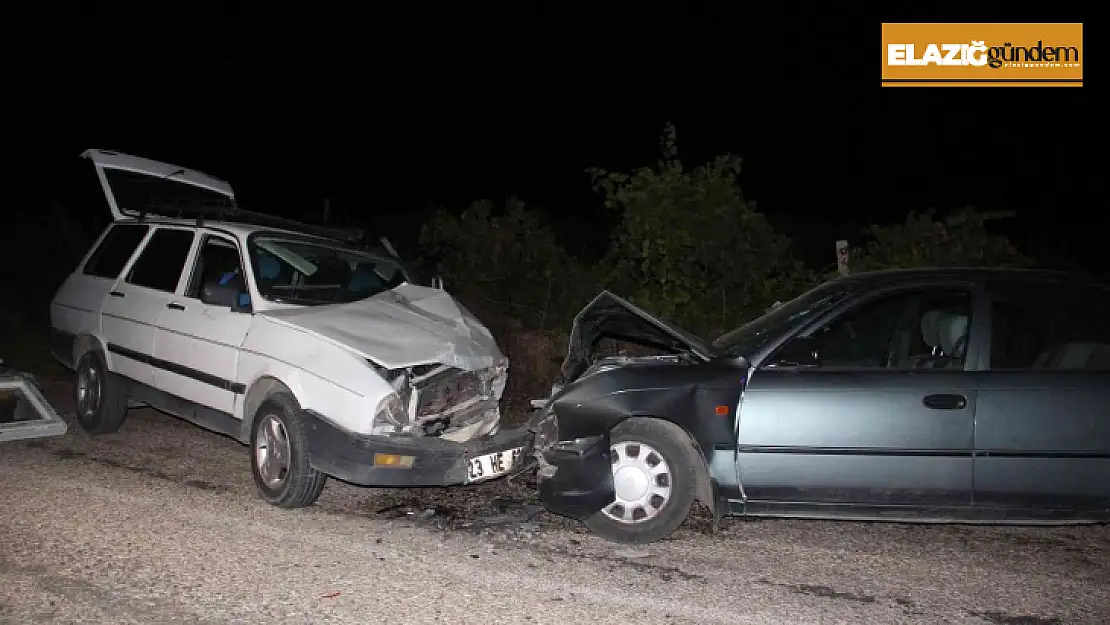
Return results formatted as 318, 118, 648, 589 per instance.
75, 350, 129, 435
250, 392, 327, 508
583, 417, 702, 544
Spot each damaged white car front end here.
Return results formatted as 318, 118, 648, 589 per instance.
373, 360, 508, 442
256, 283, 509, 444
242, 282, 529, 490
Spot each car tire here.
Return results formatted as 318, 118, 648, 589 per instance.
583, 417, 700, 544
249, 392, 327, 508
73, 350, 129, 434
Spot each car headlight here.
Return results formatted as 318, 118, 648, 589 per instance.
371, 392, 408, 435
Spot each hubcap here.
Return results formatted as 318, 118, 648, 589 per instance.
76, 360, 101, 418
255, 414, 291, 489
603, 441, 673, 524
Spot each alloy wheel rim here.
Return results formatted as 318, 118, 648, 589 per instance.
76, 361, 101, 418
255, 414, 291, 489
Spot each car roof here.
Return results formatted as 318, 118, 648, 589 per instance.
116, 216, 346, 246
832, 267, 1109, 291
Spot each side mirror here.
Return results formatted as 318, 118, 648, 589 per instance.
769, 336, 820, 368
201, 281, 251, 313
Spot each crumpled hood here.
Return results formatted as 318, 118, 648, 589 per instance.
258, 284, 504, 371
561, 291, 719, 383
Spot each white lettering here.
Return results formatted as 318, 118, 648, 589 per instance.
887, 43, 907, 65
941, 43, 962, 64
888, 40, 989, 66
905, 43, 923, 65
967, 40, 988, 66
920, 43, 943, 65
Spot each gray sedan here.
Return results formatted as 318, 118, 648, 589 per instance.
529, 268, 1110, 543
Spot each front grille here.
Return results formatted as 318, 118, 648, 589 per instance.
415, 369, 485, 418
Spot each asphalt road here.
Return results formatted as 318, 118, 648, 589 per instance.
1, 380, 1107, 625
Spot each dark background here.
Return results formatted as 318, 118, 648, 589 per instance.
12, 5, 1106, 275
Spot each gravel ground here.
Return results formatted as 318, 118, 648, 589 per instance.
1, 380, 1107, 624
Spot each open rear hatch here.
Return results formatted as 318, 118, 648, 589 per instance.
82, 149, 236, 222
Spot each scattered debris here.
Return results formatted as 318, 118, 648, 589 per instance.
364, 472, 569, 538
0, 365, 68, 442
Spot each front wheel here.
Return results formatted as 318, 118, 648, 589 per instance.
249, 393, 327, 508
583, 418, 700, 544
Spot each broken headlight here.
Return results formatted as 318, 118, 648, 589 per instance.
371, 392, 408, 435
367, 360, 416, 435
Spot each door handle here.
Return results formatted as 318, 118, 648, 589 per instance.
109, 291, 125, 298
166, 302, 186, 311
923, 394, 968, 410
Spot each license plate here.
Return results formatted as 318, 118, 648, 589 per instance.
465, 446, 524, 483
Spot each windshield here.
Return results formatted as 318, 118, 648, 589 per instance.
247, 233, 407, 306
712, 280, 852, 357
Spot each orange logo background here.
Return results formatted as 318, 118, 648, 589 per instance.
881, 23, 1083, 87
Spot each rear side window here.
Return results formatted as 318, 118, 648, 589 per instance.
989, 283, 1110, 371
82, 224, 150, 279
126, 228, 196, 293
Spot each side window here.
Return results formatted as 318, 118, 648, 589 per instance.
82, 224, 150, 279
989, 285, 1110, 371
811, 288, 973, 370
185, 235, 250, 307
126, 228, 196, 293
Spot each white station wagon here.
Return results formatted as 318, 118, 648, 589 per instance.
50, 149, 529, 507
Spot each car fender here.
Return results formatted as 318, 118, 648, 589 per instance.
238, 319, 393, 435
71, 332, 108, 367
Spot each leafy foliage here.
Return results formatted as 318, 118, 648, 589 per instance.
588, 124, 813, 337
847, 207, 1034, 274
418, 198, 598, 331
417, 126, 1034, 345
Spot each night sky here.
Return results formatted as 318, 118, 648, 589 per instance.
16, 6, 1106, 274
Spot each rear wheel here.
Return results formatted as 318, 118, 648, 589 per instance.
73, 350, 128, 434
583, 418, 700, 544
249, 392, 327, 508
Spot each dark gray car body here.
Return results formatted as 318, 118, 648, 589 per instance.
532, 268, 1110, 525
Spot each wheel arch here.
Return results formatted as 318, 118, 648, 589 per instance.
72, 332, 107, 366
240, 375, 297, 443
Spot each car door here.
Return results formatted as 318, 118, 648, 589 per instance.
100, 227, 195, 386
51, 223, 150, 368
153, 231, 253, 416
973, 280, 1110, 514
736, 282, 980, 509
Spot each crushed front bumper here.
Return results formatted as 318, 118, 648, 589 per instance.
536, 431, 616, 522
301, 409, 534, 487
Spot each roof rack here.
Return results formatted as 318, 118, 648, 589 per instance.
137, 201, 365, 245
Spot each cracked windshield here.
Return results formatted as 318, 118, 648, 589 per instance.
249, 235, 406, 305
